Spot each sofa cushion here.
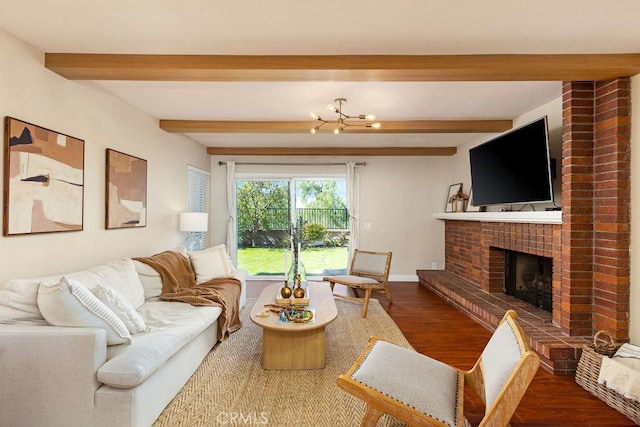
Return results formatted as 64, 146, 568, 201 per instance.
133, 260, 164, 299
189, 244, 236, 283
37, 277, 132, 345
92, 283, 150, 335
0, 277, 55, 325
67, 258, 145, 309
0, 258, 145, 324
98, 300, 221, 388
133, 247, 188, 299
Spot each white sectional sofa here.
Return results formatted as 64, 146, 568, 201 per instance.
0, 246, 247, 427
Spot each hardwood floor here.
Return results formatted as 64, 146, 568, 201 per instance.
246, 280, 635, 426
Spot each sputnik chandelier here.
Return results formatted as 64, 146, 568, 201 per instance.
310, 98, 381, 134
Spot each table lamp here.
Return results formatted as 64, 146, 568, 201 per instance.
179, 212, 208, 251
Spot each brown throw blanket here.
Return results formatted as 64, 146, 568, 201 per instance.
133, 250, 242, 340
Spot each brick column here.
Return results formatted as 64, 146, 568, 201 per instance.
561, 82, 595, 336
561, 79, 631, 339
592, 78, 631, 339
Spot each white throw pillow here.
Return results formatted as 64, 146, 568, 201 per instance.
37, 277, 132, 345
133, 259, 163, 299
0, 275, 61, 324
189, 244, 236, 283
92, 283, 150, 334
172, 245, 189, 258
0, 258, 146, 324
67, 258, 146, 309
132, 247, 190, 298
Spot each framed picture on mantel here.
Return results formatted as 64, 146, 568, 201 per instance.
445, 183, 463, 213
466, 187, 483, 212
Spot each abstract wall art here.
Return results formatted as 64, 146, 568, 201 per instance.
105, 149, 147, 229
3, 117, 85, 236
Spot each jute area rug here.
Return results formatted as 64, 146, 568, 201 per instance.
154, 298, 412, 427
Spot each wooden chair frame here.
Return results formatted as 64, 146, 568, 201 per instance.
337, 310, 540, 426
323, 249, 392, 317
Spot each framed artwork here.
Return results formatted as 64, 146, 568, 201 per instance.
3, 117, 84, 236
466, 187, 483, 212
445, 183, 463, 213
105, 149, 147, 229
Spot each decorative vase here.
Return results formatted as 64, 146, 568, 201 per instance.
286, 242, 307, 288
280, 281, 292, 298
293, 277, 306, 298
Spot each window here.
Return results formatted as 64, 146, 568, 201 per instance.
187, 165, 210, 248
235, 176, 349, 277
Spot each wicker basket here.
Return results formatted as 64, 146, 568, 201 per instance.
575, 331, 640, 425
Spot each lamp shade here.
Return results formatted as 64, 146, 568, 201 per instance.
179, 212, 208, 232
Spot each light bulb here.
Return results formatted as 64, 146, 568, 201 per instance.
371, 122, 381, 129
365, 114, 376, 120
333, 128, 340, 135
310, 127, 317, 134
310, 112, 318, 120
327, 104, 337, 112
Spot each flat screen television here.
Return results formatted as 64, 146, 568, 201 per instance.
469, 116, 553, 206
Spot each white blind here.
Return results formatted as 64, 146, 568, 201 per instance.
187, 165, 210, 247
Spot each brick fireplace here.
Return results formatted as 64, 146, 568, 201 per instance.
419, 77, 631, 375
445, 221, 563, 325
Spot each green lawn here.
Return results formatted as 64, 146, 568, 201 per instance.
237, 247, 348, 276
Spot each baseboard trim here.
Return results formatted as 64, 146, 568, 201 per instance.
389, 274, 418, 282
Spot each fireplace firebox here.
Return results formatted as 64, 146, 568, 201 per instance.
504, 250, 552, 313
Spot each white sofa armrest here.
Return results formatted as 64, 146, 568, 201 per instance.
233, 269, 249, 309
0, 325, 108, 427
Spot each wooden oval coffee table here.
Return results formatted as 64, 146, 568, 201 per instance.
250, 281, 338, 370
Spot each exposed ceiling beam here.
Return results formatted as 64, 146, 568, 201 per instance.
45, 54, 640, 82
206, 146, 457, 156
159, 119, 512, 134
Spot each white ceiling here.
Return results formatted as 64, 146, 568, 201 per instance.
1, 0, 639, 148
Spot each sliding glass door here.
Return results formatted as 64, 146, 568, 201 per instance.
236, 177, 349, 278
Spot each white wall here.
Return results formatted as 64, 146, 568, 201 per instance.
0, 28, 210, 283
209, 154, 453, 280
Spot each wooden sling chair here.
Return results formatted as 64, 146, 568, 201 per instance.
337, 310, 540, 427
323, 249, 392, 318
